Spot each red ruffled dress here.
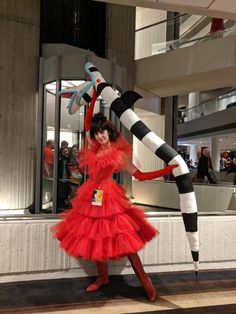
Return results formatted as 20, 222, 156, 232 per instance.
52, 137, 158, 261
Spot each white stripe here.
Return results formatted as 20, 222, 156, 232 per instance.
169, 155, 189, 177
120, 109, 140, 131
100, 86, 119, 107
180, 192, 198, 213
141, 132, 165, 153
186, 231, 199, 251
194, 261, 199, 272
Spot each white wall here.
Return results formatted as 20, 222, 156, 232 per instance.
0, 0, 40, 210
133, 180, 236, 212
0, 216, 236, 282
135, 8, 167, 59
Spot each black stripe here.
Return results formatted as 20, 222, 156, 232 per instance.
176, 173, 194, 194
191, 251, 199, 262
130, 121, 150, 141
121, 91, 142, 108
97, 83, 112, 96
83, 93, 92, 103
110, 98, 128, 118
88, 66, 98, 72
155, 143, 178, 164
182, 212, 198, 232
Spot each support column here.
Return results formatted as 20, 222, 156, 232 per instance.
210, 136, 221, 171
164, 12, 179, 150
0, 1, 40, 209
106, 4, 135, 90
188, 92, 200, 120
106, 4, 136, 196
188, 91, 200, 107
164, 96, 178, 150
189, 144, 197, 166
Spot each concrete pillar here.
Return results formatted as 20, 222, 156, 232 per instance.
106, 4, 136, 196
210, 136, 221, 171
164, 96, 178, 150
0, 1, 40, 209
188, 92, 200, 108
164, 13, 179, 151
106, 4, 135, 90
166, 12, 180, 43
188, 92, 200, 121
189, 144, 198, 166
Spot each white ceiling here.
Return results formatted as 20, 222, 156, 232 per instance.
95, 0, 236, 20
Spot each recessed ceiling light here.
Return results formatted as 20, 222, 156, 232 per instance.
219, 139, 223, 141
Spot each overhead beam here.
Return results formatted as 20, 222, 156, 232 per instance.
94, 0, 236, 20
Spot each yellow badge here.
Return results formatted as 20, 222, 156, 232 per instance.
92, 189, 104, 206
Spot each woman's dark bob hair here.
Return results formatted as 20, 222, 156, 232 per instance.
90, 112, 120, 142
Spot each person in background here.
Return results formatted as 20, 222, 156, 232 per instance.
60, 140, 69, 150
69, 144, 80, 166
196, 147, 215, 183
68, 144, 83, 198
68, 144, 82, 181
233, 156, 236, 185
220, 151, 232, 171
227, 154, 236, 185
43, 139, 54, 178
58, 147, 70, 180
58, 146, 71, 211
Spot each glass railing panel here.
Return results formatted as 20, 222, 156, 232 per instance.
151, 27, 236, 56
179, 89, 236, 123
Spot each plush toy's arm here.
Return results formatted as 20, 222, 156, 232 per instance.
132, 165, 178, 181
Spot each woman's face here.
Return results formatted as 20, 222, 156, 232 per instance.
94, 129, 110, 146
72, 147, 79, 157
62, 147, 69, 157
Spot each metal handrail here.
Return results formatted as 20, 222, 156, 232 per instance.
136, 13, 188, 32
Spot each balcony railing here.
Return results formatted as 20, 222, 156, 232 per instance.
152, 27, 236, 55
178, 89, 236, 123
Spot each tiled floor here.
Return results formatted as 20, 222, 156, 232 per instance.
22, 289, 236, 314
3, 289, 235, 314
1, 270, 236, 314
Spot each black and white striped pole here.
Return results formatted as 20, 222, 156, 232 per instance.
85, 62, 199, 273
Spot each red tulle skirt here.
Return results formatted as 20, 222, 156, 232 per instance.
52, 179, 158, 261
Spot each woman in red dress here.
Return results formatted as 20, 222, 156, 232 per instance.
52, 102, 177, 301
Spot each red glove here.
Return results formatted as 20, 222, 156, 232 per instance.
133, 164, 178, 181
84, 87, 98, 132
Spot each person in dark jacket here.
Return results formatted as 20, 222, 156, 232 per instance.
196, 147, 215, 183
